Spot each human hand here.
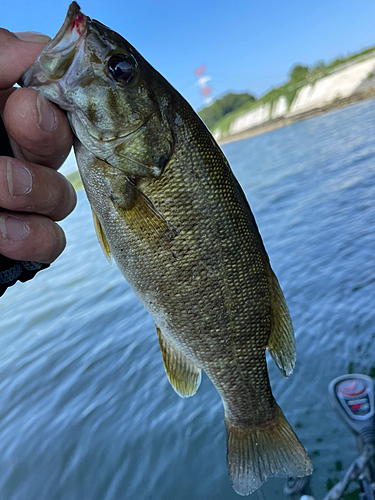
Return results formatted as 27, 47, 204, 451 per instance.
0, 29, 76, 264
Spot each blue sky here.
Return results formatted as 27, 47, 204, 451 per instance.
3, 0, 375, 110
3, 0, 375, 172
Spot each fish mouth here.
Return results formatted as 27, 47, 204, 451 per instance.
20, 2, 89, 86
44, 2, 87, 55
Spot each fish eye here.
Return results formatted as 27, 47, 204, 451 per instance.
107, 55, 134, 84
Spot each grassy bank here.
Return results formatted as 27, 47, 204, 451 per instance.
217, 87, 375, 146
206, 44, 375, 138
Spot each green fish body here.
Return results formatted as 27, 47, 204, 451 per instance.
21, 3, 312, 494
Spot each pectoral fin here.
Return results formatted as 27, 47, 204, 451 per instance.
156, 325, 201, 398
91, 208, 111, 261
267, 270, 295, 377
114, 178, 177, 242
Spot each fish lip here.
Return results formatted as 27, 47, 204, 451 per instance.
44, 2, 88, 54
20, 2, 89, 86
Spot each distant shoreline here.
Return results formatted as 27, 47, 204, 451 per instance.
67, 87, 375, 192
218, 88, 375, 146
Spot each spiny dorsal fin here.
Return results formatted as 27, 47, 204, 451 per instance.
267, 269, 295, 377
91, 208, 111, 261
156, 325, 202, 398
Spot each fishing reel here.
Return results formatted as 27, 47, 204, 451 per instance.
284, 374, 375, 500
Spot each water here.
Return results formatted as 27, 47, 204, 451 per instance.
1, 99, 375, 499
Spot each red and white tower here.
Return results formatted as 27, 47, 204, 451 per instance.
194, 65, 213, 105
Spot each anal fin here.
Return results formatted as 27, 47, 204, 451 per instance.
267, 269, 295, 377
156, 325, 201, 398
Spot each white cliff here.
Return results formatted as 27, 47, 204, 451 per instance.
216, 53, 375, 140
290, 56, 375, 114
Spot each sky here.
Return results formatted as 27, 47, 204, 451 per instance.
3, 0, 375, 172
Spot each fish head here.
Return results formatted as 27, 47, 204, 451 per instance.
20, 2, 174, 178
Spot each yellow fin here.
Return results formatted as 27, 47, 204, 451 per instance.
225, 404, 312, 495
91, 208, 111, 261
156, 325, 201, 398
267, 270, 295, 377
115, 178, 177, 242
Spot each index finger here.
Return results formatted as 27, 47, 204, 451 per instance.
0, 29, 47, 91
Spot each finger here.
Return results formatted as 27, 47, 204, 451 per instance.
3, 88, 73, 170
0, 212, 66, 263
13, 31, 51, 44
0, 156, 77, 221
0, 29, 47, 91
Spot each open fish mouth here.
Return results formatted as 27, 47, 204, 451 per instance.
20, 2, 88, 86
43, 2, 87, 55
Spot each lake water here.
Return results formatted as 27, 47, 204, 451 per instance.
1, 99, 375, 500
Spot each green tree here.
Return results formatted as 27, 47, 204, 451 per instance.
289, 64, 310, 83
198, 92, 256, 129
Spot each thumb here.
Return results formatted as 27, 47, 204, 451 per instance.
0, 29, 49, 91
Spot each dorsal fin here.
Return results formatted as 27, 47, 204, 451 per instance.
267, 270, 295, 377
156, 325, 202, 398
91, 208, 111, 261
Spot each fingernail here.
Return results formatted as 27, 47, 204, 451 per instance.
13, 31, 51, 44
0, 215, 29, 241
7, 160, 32, 196
36, 92, 57, 132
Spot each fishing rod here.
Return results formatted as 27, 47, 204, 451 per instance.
284, 374, 375, 500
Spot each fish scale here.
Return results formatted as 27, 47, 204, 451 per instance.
20, 2, 312, 495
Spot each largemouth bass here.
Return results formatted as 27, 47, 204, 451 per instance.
21, 3, 312, 495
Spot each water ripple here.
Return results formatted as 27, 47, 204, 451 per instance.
1, 99, 375, 499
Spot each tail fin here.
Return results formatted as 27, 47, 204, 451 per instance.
225, 405, 312, 496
